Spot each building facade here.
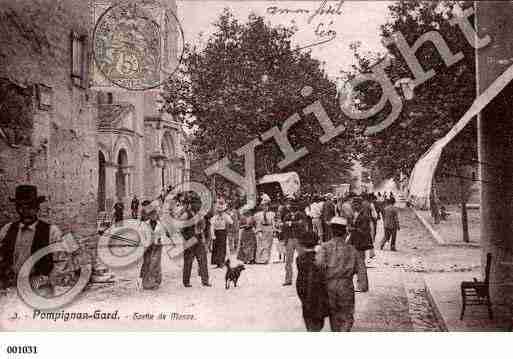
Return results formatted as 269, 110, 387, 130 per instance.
0, 0, 188, 272
96, 91, 189, 214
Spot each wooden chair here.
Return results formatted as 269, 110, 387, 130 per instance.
460, 253, 493, 320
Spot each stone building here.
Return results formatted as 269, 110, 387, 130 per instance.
0, 0, 99, 238
0, 0, 188, 259
96, 91, 189, 213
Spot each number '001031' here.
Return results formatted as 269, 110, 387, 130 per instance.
6, 345, 38, 354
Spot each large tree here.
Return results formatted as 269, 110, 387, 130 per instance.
162, 10, 357, 196
348, 0, 477, 241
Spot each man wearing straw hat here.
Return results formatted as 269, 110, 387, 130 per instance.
0, 185, 62, 294
316, 216, 368, 331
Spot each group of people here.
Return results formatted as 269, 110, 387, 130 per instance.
0, 182, 400, 332
282, 190, 401, 331
130, 194, 214, 290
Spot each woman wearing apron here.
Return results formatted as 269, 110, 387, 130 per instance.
139, 201, 170, 290
236, 208, 257, 264
254, 194, 275, 264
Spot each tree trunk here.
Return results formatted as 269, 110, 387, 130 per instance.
458, 168, 470, 243
461, 200, 469, 243
431, 183, 440, 224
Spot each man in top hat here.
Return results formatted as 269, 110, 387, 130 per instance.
0, 185, 62, 293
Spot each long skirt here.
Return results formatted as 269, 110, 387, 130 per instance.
140, 243, 163, 290
237, 227, 256, 263
255, 226, 273, 264
211, 229, 227, 267
227, 224, 238, 255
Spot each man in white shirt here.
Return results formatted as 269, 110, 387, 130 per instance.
0, 185, 62, 295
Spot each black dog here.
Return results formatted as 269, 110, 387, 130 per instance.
225, 259, 245, 289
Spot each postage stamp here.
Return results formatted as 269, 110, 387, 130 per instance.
91, 0, 184, 90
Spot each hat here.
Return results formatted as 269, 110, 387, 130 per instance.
299, 232, 319, 249
330, 216, 348, 226
215, 199, 227, 212
9, 185, 46, 205
144, 200, 161, 215
260, 193, 271, 205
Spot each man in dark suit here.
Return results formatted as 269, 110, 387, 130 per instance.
282, 197, 308, 286
347, 196, 371, 290
296, 231, 328, 331
181, 200, 211, 288
0, 185, 62, 294
380, 198, 400, 251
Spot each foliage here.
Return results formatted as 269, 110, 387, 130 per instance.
347, 0, 477, 192
161, 9, 357, 192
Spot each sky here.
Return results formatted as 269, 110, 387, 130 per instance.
177, 0, 393, 80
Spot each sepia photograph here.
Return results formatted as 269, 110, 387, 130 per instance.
0, 0, 512, 340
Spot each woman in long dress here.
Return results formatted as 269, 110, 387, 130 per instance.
237, 209, 256, 264
139, 201, 169, 290
227, 208, 239, 255
254, 194, 275, 264
210, 202, 233, 268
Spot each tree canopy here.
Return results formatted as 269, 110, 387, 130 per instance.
347, 0, 477, 188
161, 9, 357, 194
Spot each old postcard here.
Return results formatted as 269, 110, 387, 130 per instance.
0, 0, 512, 336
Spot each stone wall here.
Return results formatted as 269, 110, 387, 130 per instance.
0, 0, 98, 241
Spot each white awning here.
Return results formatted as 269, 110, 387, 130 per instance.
408, 63, 513, 208
257, 171, 300, 197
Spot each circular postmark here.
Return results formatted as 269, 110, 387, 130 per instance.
93, 0, 185, 91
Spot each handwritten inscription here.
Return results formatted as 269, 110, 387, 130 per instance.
307, 0, 344, 24
315, 21, 336, 39
267, 0, 344, 42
